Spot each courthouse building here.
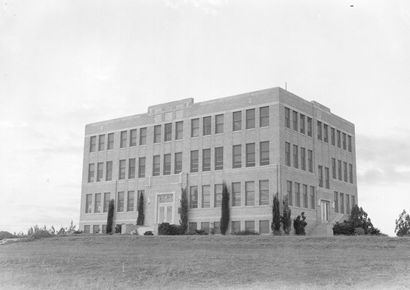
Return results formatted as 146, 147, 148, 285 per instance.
79, 87, 357, 235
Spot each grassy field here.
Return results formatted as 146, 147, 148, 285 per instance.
0, 235, 410, 289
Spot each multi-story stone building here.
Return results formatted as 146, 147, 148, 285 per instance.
80, 87, 357, 235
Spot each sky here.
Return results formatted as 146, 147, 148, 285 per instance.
1, 0, 409, 236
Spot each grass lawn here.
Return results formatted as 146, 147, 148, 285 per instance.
0, 235, 410, 289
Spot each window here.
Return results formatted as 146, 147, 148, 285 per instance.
332, 158, 336, 179
307, 117, 313, 137
85, 194, 92, 213
295, 182, 301, 207
97, 162, 103, 182
308, 150, 313, 172
245, 221, 255, 232
153, 155, 160, 176
163, 154, 171, 175
233, 111, 242, 131
107, 133, 114, 150
285, 142, 291, 166
317, 121, 322, 140
348, 135, 352, 152
232, 182, 241, 206
245, 181, 255, 206
128, 158, 136, 179
259, 220, 270, 234
342, 133, 347, 150
246, 143, 255, 167
202, 185, 210, 208
337, 160, 342, 180
303, 185, 308, 208
120, 131, 127, 148
232, 145, 242, 168
260, 141, 269, 166
95, 193, 102, 213
215, 147, 223, 170
259, 106, 269, 127
88, 163, 95, 183
300, 114, 305, 134
130, 129, 137, 146
337, 130, 341, 148
164, 123, 172, 142
190, 150, 199, 172
231, 221, 240, 233
93, 225, 100, 234
103, 192, 110, 212
191, 118, 199, 137
246, 109, 255, 129
259, 180, 269, 205
201, 222, 210, 233
83, 225, 90, 233
105, 161, 112, 181
90, 136, 96, 152
293, 145, 298, 168
310, 186, 315, 209
203, 116, 211, 135
139, 127, 147, 145
119, 160, 126, 180
214, 184, 223, 207
292, 111, 298, 131
175, 121, 183, 140
325, 167, 330, 189
174, 152, 182, 174
334, 191, 339, 213
344, 162, 348, 182
215, 114, 224, 133
189, 186, 198, 208
318, 165, 323, 187
127, 191, 134, 211
300, 147, 306, 170
346, 193, 350, 214
202, 149, 211, 171
102, 225, 107, 234
117, 192, 124, 212
287, 180, 293, 206
349, 164, 353, 184
285, 107, 291, 128
98, 135, 105, 151
154, 125, 161, 143
188, 222, 197, 232
138, 157, 145, 178
331, 128, 335, 145
323, 124, 328, 143
340, 192, 344, 214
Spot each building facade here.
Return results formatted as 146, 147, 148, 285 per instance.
79, 87, 357, 235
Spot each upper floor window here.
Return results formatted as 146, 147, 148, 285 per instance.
308, 150, 313, 172
259, 106, 269, 127
106, 161, 113, 181
154, 125, 161, 143
348, 135, 352, 152
153, 155, 160, 176
127, 191, 134, 212
245, 181, 255, 206
103, 192, 110, 212
260, 141, 269, 166
343, 161, 348, 182
303, 185, 308, 208
307, 117, 312, 137
293, 144, 298, 168
202, 149, 211, 171
332, 158, 337, 179
259, 180, 269, 205
300, 147, 306, 170
215, 114, 224, 134
246, 109, 255, 129
325, 167, 330, 189
287, 180, 293, 206
202, 185, 210, 208
97, 162, 103, 181
318, 165, 323, 187
349, 163, 353, 183
191, 118, 199, 137
323, 124, 328, 143
190, 150, 199, 172
317, 121, 322, 140
337, 130, 341, 148
163, 154, 171, 175
88, 163, 95, 183
129, 129, 137, 147
285, 142, 291, 166
139, 127, 147, 145
189, 186, 198, 208
334, 191, 339, 213
138, 157, 145, 178
285, 107, 291, 128
107, 133, 114, 150
98, 135, 105, 151
310, 186, 316, 209
90, 136, 96, 152
232, 182, 241, 206
174, 152, 182, 174
331, 127, 335, 145
117, 192, 124, 212
342, 133, 347, 150
119, 160, 126, 180
300, 114, 305, 134
214, 184, 223, 207
246, 143, 255, 167
215, 147, 224, 170
292, 111, 298, 131
203, 116, 211, 135
233, 111, 242, 131
338, 160, 342, 180
232, 145, 242, 168
164, 123, 172, 142
85, 194, 92, 213
175, 121, 183, 140
120, 131, 127, 148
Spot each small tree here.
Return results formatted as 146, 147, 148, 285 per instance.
281, 198, 292, 235
220, 182, 230, 235
333, 204, 381, 235
179, 187, 188, 234
137, 192, 145, 226
106, 199, 115, 234
293, 212, 307, 235
395, 209, 410, 237
271, 193, 281, 235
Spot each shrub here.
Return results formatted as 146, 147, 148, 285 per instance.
354, 227, 365, 235
30, 230, 53, 239
179, 187, 188, 234
395, 210, 410, 237
271, 194, 281, 235
333, 205, 382, 236
281, 198, 292, 235
137, 192, 145, 226
0, 231, 15, 240
106, 199, 115, 234
144, 231, 154, 236
333, 221, 354, 235
187, 229, 208, 235
293, 212, 307, 235
158, 223, 184, 235
233, 230, 259, 235
115, 224, 122, 234
220, 182, 230, 235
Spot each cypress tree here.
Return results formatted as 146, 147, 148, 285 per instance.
137, 192, 145, 226
281, 198, 292, 235
271, 193, 281, 235
220, 182, 230, 235
106, 199, 115, 234
179, 187, 188, 234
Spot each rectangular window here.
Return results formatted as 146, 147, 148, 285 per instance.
343, 133, 347, 150
331, 128, 335, 145
287, 180, 293, 206
164, 123, 172, 142
154, 125, 161, 143
202, 185, 210, 208
98, 134, 105, 151
105, 161, 112, 181
202, 149, 211, 171
348, 135, 352, 152
120, 131, 127, 148
245, 221, 255, 232
107, 133, 114, 150
103, 192, 110, 212
344, 162, 348, 182
325, 167, 330, 189
201, 222, 210, 234
259, 220, 270, 234
215, 147, 223, 170
92, 225, 100, 234
337, 130, 341, 148
349, 164, 353, 184
308, 150, 313, 172
119, 160, 126, 180
175, 121, 183, 140
323, 124, 328, 143
246, 143, 255, 167
214, 184, 223, 207
310, 186, 315, 209
318, 165, 323, 187
88, 163, 95, 183
259, 180, 269, 205
338, 160, 342, 180
94, 193, 101, 213
231, 221, 240, 233
138, 157, 145, 178
232, 182, 241, 206
153, 155, 160, 176
303, 184, 308, 208
340, 192, 345, 214
163, 154, 171, 175
292, 111, 298, 131
245, 181, 255, 206
332, 158, 337, 179
188, 222, 197, 232
85, 194, 92, 213
215, 114, 224, 134
260, 141, 269, 166
130, 129, 137, 146
317, 121, 322, 140
189, 186, 198, 208
346, 193, 351, 214
232, 145, 242, 168
127, 191, 134, 211
295, 182, 301, 207
174, 152, 182, 174
83, 225, 90, 234
190, 150, 199, 172
191, 118, 199, 137
300, 147, 306, 170
334, 191, 339, 213
90, 136, 96, 152
128, 158, 136, 179
233, 111, 242, 131
97, 162, 103, 182
285, 142, 291, 166
117, 191, 124, 212
293, 144, 298, 168
246, 109, 255, 129
285, 107, 291, 128
307, 117, 313, 137
300, 114, 305, 134
203, 116, 211, 135
139, 127, 147, 145
259, 106, 269, 127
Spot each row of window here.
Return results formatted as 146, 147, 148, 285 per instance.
284, 107, 353, 152
85, 190, 145, 214
89, 106, 270, 152
285, 142, 314, 172
334, 191, 356, 215
317, 160, 354, 189
285, 181, 316, 209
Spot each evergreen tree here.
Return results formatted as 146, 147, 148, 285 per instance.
395, 209, 410, 237
137, 192, 145, 226
271, 193, 281, 235
106, 199, 115, 234
220, 182, 230, 235
179, 187, 188, 234
281, 198, 292, 235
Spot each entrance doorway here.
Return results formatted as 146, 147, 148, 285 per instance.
320, 200, 330, 222
157, 193, 174, 224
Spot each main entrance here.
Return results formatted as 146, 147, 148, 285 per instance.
157, 193, 174, 224
320, 200, 330, 222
